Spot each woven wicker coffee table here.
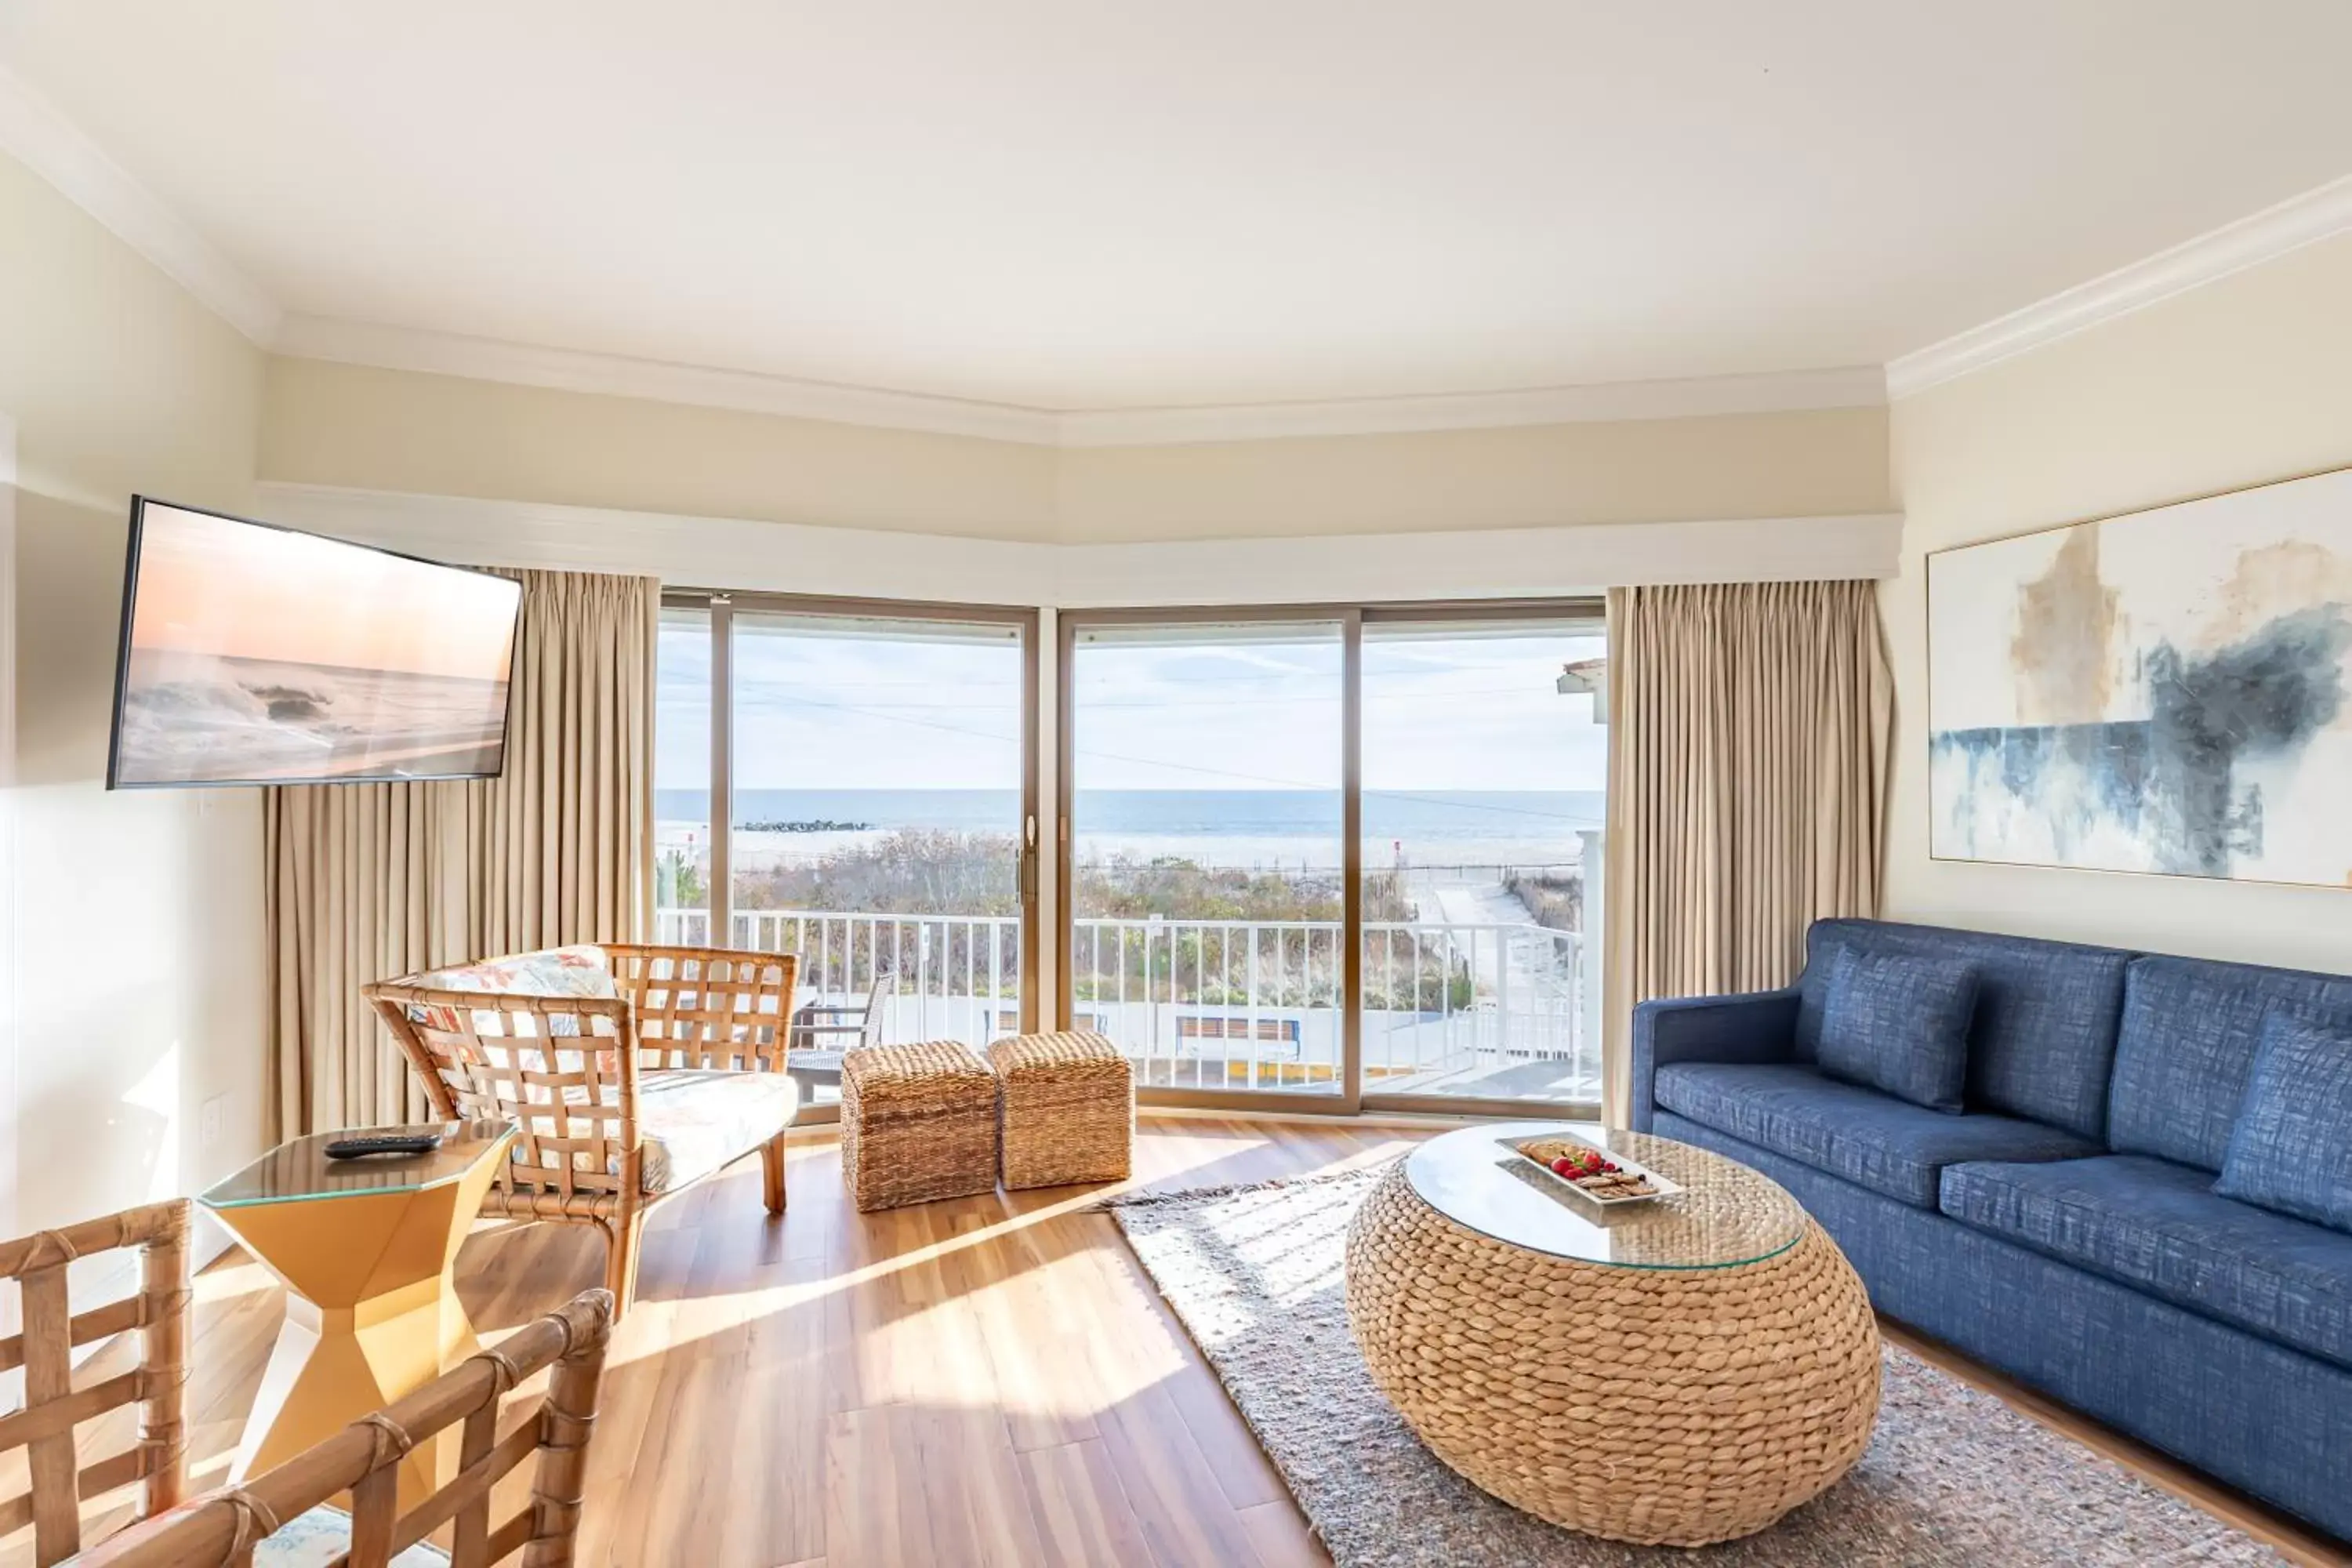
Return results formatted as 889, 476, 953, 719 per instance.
1345, 1123, 1878, 1547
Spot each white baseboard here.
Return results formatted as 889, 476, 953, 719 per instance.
784, 1103, 1510, 1137
1138, 1104, 1494, 1130
192, 1207, 237, 1272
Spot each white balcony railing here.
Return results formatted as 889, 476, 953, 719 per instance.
652, 906, 1597, 1104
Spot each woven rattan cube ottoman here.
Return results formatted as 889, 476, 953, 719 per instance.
987, 1030, 1133, 1189
840, 1040, 1000, 1211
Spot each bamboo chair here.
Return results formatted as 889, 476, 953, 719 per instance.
76, 1288, 615, 1568
365, 944, 800, 1318
0, 1200, 191, 1566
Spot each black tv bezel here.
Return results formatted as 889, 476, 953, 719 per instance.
105, 495, 525, 791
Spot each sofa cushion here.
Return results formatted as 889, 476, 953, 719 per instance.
1795, 919, 2129, 1139
1940, 1154, 2352, 1373
1653, 1061, 2097, 1208
2107, 956, 2352, 1172
1815, 948, 1978, 1113
2216, 1013, 2352, 1232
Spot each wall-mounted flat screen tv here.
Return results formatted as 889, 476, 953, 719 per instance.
107, 498, 524, 789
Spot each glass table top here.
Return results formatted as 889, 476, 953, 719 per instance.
1404, 1121, 1806, 1271
200, 1121, 516, 1210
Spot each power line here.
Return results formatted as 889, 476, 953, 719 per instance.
692, 659, 1573, 691
708, 692, 1599, 823
730, 680, 1577, 712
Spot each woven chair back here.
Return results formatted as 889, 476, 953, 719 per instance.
0, 1200, 191, 1566
604, 944, 799, 1072
364, 982, 641, 1207
75, 1290, 615, 1568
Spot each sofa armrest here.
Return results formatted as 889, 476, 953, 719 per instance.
1629, 987, 1801, 1132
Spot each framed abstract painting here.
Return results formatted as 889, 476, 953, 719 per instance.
1928, 466, 2352, 889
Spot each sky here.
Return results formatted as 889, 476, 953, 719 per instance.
132, 503, 519, 679
656, 613, 1607, 794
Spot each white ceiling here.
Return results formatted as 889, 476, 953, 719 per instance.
5, 2, 2352, 415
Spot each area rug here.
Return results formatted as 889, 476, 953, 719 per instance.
1107, 1164, 2287, 1567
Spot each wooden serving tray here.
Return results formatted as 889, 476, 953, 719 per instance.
1496, 1134, 1682, 1208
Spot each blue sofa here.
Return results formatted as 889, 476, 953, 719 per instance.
1632, 917, 2352, 1542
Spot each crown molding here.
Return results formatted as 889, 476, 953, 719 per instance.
27, 32, 2338, 430
278, 313, 1886, 448
0, 60, 281, 344
1055, 366, 1886, 446
1887, 173, 2352, 400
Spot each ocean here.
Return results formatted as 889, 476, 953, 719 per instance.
117, 649, 509, 786
659, 788, 1605, 871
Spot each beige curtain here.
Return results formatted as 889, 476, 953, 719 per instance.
1600, 580, 1893, 1124
266, 568, 658, 1138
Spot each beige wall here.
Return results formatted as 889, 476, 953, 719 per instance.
263, 358, 1891, 544
1056, 407, 1889, 542
263, 358, 1062, 541
1884, 230, 2352, 971
0, 150, 270, 1247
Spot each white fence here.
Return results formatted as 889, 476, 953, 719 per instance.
652, 906, 1595, 1100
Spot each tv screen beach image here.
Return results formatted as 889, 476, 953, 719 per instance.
111, 503, 522, 786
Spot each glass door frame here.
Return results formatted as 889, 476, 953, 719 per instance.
1057, 597, 1606, 1119
1056, 604, 1365, 1114
1356, 600, 1608, 1121
664, 588, 1046, 1093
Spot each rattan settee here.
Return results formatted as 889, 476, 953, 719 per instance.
365, 943, 800, 1317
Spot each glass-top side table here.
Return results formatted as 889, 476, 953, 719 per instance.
202, 1120, 515, 1208
199, 1120, 517, 1509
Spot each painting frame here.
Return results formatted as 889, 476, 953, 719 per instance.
106, 495, 524, 790
1925, 462, 2352, 893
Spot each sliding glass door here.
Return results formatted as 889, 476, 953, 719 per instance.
1061, 615, 1357, 1105
655, 606, 717, 938
1060, 602, 1605, 1116
1358, 612, 1607, 1111
666, 591, 1602, 1118
656, 594, 1039, 1113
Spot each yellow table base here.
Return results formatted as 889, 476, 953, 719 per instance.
216, 1145, 506, 1510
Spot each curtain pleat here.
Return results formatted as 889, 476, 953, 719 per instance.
1600, 581, 1893, 1125
264, 568, 658, 1139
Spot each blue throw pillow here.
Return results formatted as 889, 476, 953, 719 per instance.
2215, 1011, 2352, 1232
1814, 948, 1979, 1114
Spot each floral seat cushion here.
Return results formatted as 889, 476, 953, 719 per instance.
498, 1066, 799, 1194
635, 1068, 800, 1192
403, 945, 618, 1037
255, 1505, 451, 1565
122, 1501, 448, 1565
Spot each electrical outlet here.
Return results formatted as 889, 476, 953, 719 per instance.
199, 1093, 227, 1150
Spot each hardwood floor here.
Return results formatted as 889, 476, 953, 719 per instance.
170, 1117, 1417, 1567
18, 1114, 2350, 1566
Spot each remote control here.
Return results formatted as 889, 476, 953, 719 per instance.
325, 1133, 445, 1160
